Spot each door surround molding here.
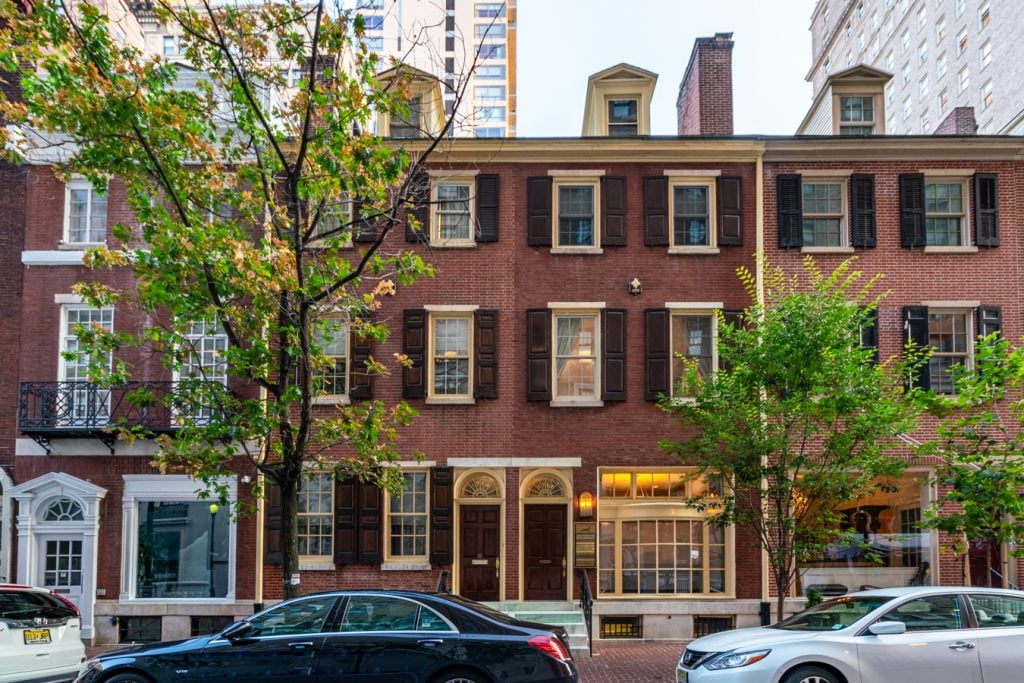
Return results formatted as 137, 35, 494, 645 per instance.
453, 468, 505, 601
518, 468, 573, 602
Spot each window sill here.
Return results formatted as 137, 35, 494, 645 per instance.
550, 399, 604, 408
667, 246, 720, 255
299, 560, 336, 571
428, 240, 477, 249
667, 396, 697, 406
550, 247, 604, 255
923, 246, 979, 254
425, 397, 476, 405
381, 561, 431, 571
801, 246, 855, 254
313, 395, 351, 406
58, 241, 104, 250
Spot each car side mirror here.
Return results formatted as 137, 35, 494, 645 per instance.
220, 621, 254, 641
868, 621, 907, 636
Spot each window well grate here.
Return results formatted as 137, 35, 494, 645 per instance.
600, 615, 642, 639
693, 615, 735, 638
191, 615, 234, 636
118, 616, 162, 643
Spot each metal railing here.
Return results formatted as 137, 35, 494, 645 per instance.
577, 568, 594, 657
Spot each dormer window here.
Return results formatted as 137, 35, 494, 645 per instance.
390, 97, 422, 139
607, 99, 638, 136
839, 96, 875, 135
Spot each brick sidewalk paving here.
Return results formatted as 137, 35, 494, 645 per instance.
576, 640, 685, 683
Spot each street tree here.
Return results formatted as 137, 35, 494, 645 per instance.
918, 333, 1024, 588
659, 257, 922, 620
0, 0, 479, 597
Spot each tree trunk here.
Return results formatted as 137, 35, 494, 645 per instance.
279, 475, 301, 599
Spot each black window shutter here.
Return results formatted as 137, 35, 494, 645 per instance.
333, 476, 357, 565
601, 176, 627, 246
645, 308, 670, 400
899, 173, 926, 248
719, 309, 744, 373
643, 176, 669, 246
527, 176, 552, 247
717, 176, 743, 246
476, 174, 500, 243
429, 467, 454, 566
349, 328, 373, 400
860, 307, 879, 364
356, 479, 382, 565
601, 309, 626, 401
973, 173, 999, 247
264, 480, 283, 565
776, 174, 803, 248
526, 308, 552, 401
977, 306, 1003, 338
474, 309, 498, 399
406, 172, 430, 243
403, 309, 426, 399
849, 173, 877, 248
352, 198, 377, 243
904, 306, 930, 390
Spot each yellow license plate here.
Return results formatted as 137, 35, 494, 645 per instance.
23, 629, 52, 645
676, 671, 688, 683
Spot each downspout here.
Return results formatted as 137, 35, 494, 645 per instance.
755, 147, 771, 609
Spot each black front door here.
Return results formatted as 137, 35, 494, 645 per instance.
459, 505, 500, 601
523, 504, 566, 601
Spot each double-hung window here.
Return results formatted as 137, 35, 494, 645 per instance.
553, 311, 599, 402
298, 472, 334, 561
433, 181, 474, 244
310, 195, 352, 244
924, 179, 967, 245
430, 314, 471, 399
839, 96, 875, 135
64, 179, 108, 245
670, 310, 716, 397
176, 320, 228, 424
802, 181, 845, 247
670, 180, 714, 249
607, 98, 638, 136
555, 181, 599, 249
390, 97, 421, 138
927, 310, 971, 393
313, 319, 348, 399
387, 471, 428, 561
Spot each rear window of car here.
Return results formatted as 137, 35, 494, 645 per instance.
0, 590, 76, 621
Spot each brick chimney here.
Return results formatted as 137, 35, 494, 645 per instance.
934, 107, 978, 135
676, 32, 734, 136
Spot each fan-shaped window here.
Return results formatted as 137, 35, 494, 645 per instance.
461, 474, 499, 498
43, 498, 84, 522
526, 475, 565, 498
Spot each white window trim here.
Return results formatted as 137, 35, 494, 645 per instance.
426, 312, 474, 404
431, 177, 476, 247
551, 176, 602, 253
120, 475, 237, 603
308, 196, 354, 249
921, 176, 972, 250
297, 470, 335, 566
800, 176, 850, 251
170, 321, 229, 421
59, 305, 114, 383
384, 470, 430, 563
550, 308, 602, 407
62, 177, 108, 246
926, 308, 975, 392
312, 318, 350, 405
669, 308, 719, 399
667, 176, 718, 253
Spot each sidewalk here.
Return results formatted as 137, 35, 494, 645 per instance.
576, 640, 685, 683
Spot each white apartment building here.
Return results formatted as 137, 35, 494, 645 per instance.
806, 0, 1023, 135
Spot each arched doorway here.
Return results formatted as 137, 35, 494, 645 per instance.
454, 470, 504, 602
520, 470, 572, 602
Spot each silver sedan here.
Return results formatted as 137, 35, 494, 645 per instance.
677, 586, 1024, 683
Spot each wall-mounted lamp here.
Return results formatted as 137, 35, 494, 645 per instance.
628, 277, 643, 296
578, 491, 594, 518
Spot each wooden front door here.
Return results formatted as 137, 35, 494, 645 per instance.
459, 505, 500, 601
524, 504, 567, 601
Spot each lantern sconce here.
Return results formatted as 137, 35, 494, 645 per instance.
578, 491, 595, 518
628, 277, 643, 296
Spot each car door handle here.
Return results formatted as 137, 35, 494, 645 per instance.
417, 639, 444, 648
288, 641, 316, 650
948, 641, 976, 651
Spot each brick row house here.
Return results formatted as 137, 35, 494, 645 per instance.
3, 32, 1024, 646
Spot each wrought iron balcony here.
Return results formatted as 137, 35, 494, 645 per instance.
19, 381, 226, 453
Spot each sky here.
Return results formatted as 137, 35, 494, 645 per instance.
515, 0, 818, 137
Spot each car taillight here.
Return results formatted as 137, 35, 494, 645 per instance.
528, 634, 571, 662
49, 590, 81, 620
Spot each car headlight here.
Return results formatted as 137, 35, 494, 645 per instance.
704, 649, 771, 670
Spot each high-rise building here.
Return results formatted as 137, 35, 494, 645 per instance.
352, 0, 516, 137
806, 0, 1022, 135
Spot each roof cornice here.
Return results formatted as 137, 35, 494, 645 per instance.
764, 136, 1024, 162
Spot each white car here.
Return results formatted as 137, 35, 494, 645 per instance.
677, 586, 1024, 683
0, 584, 86, 683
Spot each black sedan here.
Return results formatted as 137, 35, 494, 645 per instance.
76, 590, 578, 683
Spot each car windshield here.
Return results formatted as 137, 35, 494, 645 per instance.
772, 595, 895, 631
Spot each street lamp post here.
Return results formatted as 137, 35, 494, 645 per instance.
208, 503, 219, 598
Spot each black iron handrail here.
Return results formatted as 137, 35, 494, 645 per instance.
19, 381, 227, 449
577, 568, 594, 657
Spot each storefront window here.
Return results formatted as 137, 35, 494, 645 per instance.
136, 501, 229, 599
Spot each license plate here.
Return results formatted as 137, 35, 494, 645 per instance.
24, 629, 52, 645
676, 670, 688, 683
